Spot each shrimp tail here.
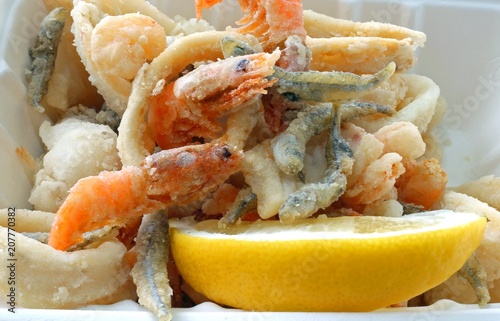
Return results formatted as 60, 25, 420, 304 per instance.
48, 166, 163, 251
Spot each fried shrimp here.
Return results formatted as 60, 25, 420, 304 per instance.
90, 13, 167, 81
197, 0, 307, 51
48, 143, 243, 250
72, 1, 168, 115
148, 50, 279, 149
396, 158, 447, 210
342, 152, 405, 206
117, 30, 260, 166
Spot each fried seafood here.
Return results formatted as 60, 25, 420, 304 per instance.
433, 190, 500, 227
396, 158, 447, 210
148, 50, 279, 150
272, 61, 396, 103
342, 152, 405, 206
0, 228, 133, 308
342, 123, 384, 191
303, 8, 425, 73
48, 142, 242, 251
29, 115, 121, 212
90, 14, 167, 81
219, 187, 258, 226
303, 10, 426, 46
271, 102, 395, 176
27, 7, 67, 113
131, 210, 172, 321
452, 175, 500, 212
0, 208, 54, 233
221, 36, 259, 58
242, 141, 292, 219
71, 1, 168, 115
262, 35, 312, 133
373, 121, 426, 160
21, 226, 116, 250
306, 36, 418, 74
117, 30, 260, 166
38, 1, 104, 112
267, 103, 354, 223
10, 0, 500, 315
197, 0, 307, 51
225, 101, 262, 149
351, 74, 440, 134
271, 104, 332, 175
457, 254, 490, 306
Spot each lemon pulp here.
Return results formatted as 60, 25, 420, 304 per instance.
169, 210, 486, 312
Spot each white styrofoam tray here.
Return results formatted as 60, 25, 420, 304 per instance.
1, 0, 500, 319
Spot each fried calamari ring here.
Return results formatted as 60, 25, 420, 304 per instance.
0, 229, 132, 308
351, 74, 440, 133
303, 10, 426, 46
433, 190, 500, 227
306, 36, 418, 74
452, 176, 500, 212
0, 208, 54, 232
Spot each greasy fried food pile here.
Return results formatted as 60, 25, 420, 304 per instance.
1, 0, 499, 319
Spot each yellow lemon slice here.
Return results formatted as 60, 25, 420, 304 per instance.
169, 210, 486, 312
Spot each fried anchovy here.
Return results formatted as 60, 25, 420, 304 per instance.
219, 187, 257, 227
327, 103, 353, 170
279, 167, 347, 223
271, 103, 331, 175
457, 253, 490, 306
131, 210, 172, 321
272, 61, 396, 103
279, 105, 352, 223
272, 101, 392, 176
27, 7, 66, 113
221, 36, 257, 58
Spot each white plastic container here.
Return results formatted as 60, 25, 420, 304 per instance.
1, 0, 500, 319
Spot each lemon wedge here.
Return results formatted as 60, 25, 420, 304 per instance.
169, 210, 486, 312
